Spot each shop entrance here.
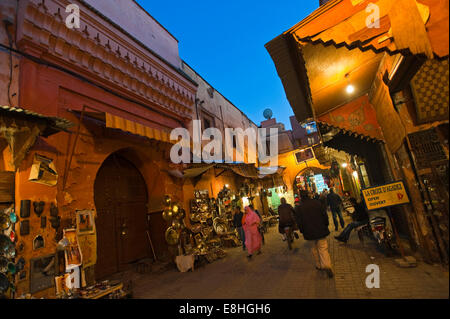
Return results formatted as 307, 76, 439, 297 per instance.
94, 153, 148, 279
293, 167, 330, 197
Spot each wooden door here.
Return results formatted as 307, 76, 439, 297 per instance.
94, 154, 148, 279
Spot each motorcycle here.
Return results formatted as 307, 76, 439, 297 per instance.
369, 216, 398, 256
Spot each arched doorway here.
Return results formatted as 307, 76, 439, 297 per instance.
94, 152, 148, 279
293, 167, 330, 197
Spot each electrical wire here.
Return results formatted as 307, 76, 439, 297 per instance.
3, 21, 13, 107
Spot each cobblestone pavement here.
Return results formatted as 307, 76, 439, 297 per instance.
123, 220, 448, 299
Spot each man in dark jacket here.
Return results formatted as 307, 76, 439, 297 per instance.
327, 188, 345, 231
335, 198, 369, 243
295, 190, 334, 278
277, 198, 296, 240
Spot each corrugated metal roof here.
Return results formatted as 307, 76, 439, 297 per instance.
0, 106, 73, 136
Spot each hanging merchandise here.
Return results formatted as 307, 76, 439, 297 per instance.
163, 195, 186, 247
165, 227, 180, 246
0, 204, 17, 298
330, 160, 340, 178
62, 229, 82, 268
0, 214, 10, 231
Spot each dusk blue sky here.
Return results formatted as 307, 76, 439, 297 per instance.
136, 0, 319, 128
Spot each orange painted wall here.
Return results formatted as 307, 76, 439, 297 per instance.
13, 58, 186, 297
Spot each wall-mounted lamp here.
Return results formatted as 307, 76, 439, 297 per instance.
345, 73, 355, 94
341, 163, 348, 168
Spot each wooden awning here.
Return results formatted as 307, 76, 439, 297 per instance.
317, 94, 384, 141
70, 110, 175, 144
266, 0, 448, 124
288, 0, 447, 59
1, 106, 73, 170
180, 163, 261, 179
317, 121, 383, 144
105, 113, 174, 144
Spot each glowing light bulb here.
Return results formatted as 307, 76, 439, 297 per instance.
353, 171, 359, 178
346, 84, 355, 94
342, 163, 348, 168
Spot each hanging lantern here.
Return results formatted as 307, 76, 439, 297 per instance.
9, 211, 17, 224
178, 208, 186, 220
7, 262, 16, 275
162, 208, 173, 222
164, 195, 172, 207
172, 220, 182, 230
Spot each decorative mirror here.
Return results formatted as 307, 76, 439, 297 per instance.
33, 235, 45, 250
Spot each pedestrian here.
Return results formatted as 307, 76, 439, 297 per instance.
232, 206, 245, 251
277, 197, 297, 241
249, 204, 265, 245
335, 198, 369, 243
319, 189, 328, 209
327, 188, 345, 231
295, 190, 334, 278
242, 206, 262, 259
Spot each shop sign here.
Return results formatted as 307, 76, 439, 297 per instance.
294, 147, 315, 164
362, 181, 410, 211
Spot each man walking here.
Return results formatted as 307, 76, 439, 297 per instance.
327, 188, 345, 231
295, 190, 334, 278
277, 197, 297, 241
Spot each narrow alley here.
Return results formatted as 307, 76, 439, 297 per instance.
118, 222, 449, 299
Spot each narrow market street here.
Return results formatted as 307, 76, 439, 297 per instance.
114, 219, 449, 299
0, 0, 448, 303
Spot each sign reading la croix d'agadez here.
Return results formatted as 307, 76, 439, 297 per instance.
362, 181, 410, 211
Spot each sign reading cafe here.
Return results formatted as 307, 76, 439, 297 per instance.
362, 181, 410, 211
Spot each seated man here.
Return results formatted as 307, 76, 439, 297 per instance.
277, 198, 297, 240
334, 197, 369, 243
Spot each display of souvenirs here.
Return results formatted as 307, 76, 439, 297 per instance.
163, 196, 186, 247
63, 229, 82, 268
0, 205, 17, 298
164, 189, 249, 271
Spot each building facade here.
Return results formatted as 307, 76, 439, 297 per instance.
1, 0, 199, 297
266, 0, 449, 263
0, 0, 280, 298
